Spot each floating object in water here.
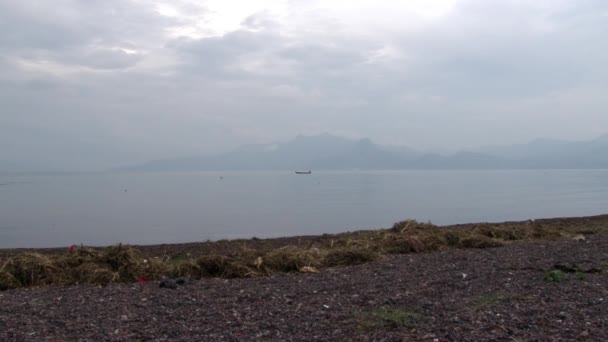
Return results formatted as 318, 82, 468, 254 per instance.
295, 170, 312, 175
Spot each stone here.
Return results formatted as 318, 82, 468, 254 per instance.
159, 279, 178, 289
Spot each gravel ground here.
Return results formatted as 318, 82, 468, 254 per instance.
1, 232, 607, 341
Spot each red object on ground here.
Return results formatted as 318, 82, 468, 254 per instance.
137, 276, 149, 285
68, 245, 77, 253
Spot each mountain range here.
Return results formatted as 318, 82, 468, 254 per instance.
121, 133, 608, 171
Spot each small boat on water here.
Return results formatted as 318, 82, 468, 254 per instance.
295, 170, 312, 174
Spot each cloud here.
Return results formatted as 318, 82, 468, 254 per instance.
0, 0, 176, 73
0, 0, 607, 170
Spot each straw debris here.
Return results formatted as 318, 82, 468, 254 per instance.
0, 269, 21, 290
323, 247, 380, 267
263, 246, 322, 272
458, 236, 505, 249
1, 215, 607, 290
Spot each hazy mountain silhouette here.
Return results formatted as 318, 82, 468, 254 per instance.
476, 134, 608, 169
122, 134, 405, 171
120, 133, 608, 171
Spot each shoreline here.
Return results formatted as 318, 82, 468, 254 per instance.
1, 213, 607, 290
2, 213, 607, 256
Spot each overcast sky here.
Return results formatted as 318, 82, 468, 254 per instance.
1, 0, 607, 170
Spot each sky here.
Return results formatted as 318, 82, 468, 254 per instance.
1, 0, 607, 170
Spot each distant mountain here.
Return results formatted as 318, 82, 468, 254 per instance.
119, 133, 608, 171
477, 135, 608, 169
411, 151, 506, 170
121, 134, 407, 171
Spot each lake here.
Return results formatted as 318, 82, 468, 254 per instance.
1, 170, 607, 248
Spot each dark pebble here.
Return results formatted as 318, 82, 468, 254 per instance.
159, 279, 178, 289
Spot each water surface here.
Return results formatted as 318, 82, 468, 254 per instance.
1, 170, 607, 248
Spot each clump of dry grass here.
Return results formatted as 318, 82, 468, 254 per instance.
420, 235, 446, 251
457, 235, 505, 249
391, 220, 436, 233
58, 245, 169, 284
9, 253, 60, 286
69, 263, 117, 285
381, 218, 592, 254
382, 236, 426, 254
0, 245, 173, 289
472, 225, 527, 241
169, 259, 201, 278
0, 270, 21, 290
194, 255, 261, 278
529, 224, 565, 240
99, 244, 145, 281
143, 258, 171, 278
221, 262, 261, 278
195, 254, 231, 277
0, 257, 21, 290
322, 247, 380, 267
263, 246, 322, 272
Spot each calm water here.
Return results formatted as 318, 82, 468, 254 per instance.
1, 170, 607, 248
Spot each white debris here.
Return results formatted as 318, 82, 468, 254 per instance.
299, 266, 319, 273
572, 234, 586, 241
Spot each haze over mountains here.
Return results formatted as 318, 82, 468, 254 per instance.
122, 133, 608, 171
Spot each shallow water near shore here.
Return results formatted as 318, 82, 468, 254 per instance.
1, 170, 607, 248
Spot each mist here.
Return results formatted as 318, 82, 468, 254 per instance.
1, 0, 607, 171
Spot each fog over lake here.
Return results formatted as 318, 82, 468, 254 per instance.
1, 170, 607, 248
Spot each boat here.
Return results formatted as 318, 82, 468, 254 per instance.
295, 170, 312, 174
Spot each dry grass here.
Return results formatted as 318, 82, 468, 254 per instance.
382, 236, 426, 254
322, 247, 380, 267
0, 271, 20, 290
1, 216, 607, 290
458, 236, 505, 249
196, 255, 249, 278
263, 246, 322, 272
68, 263, 117, 285
10, 253, 61, 286
0, 245, 169, 289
